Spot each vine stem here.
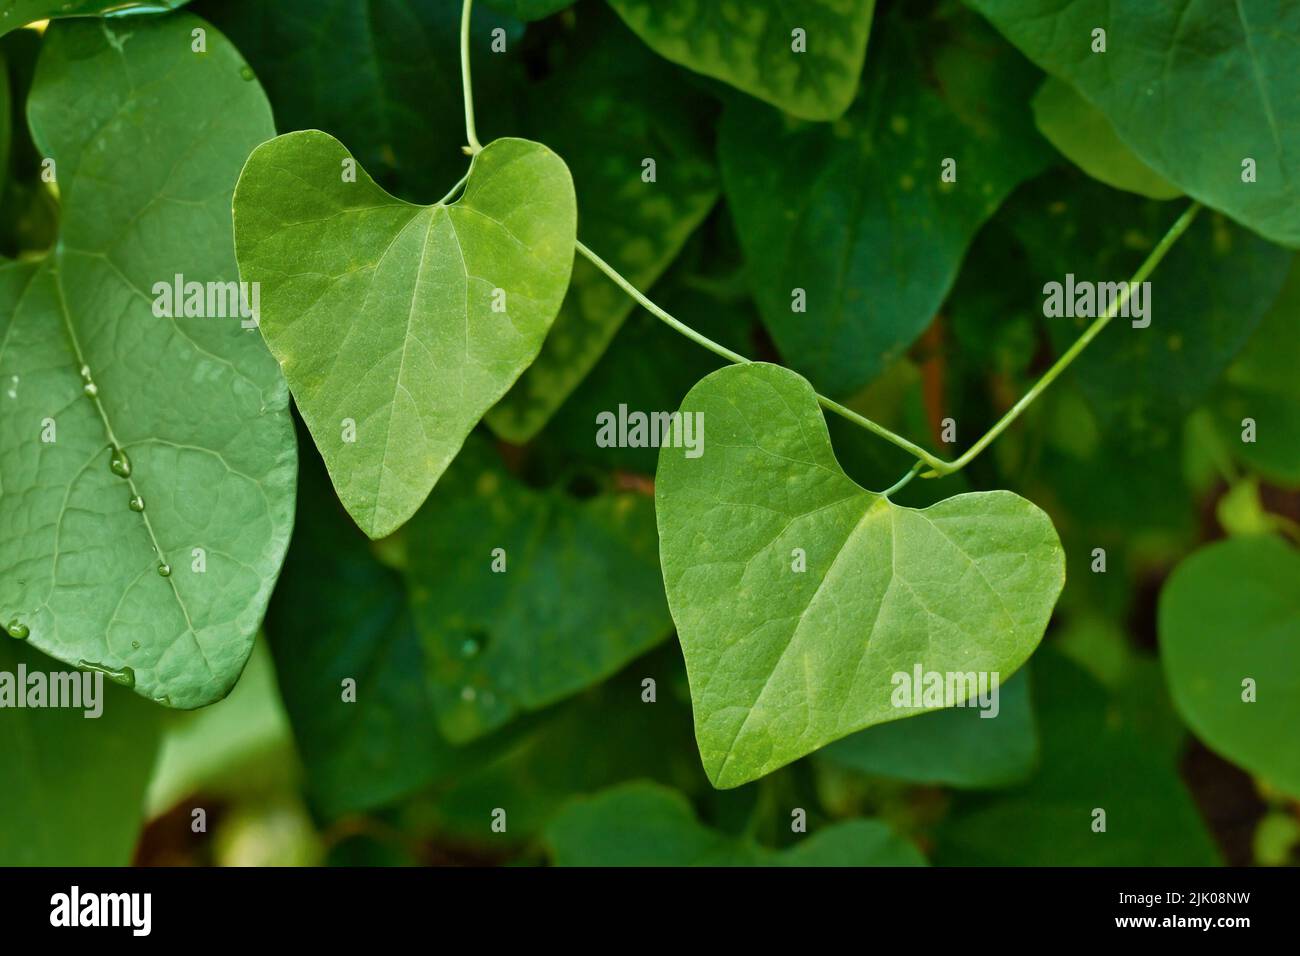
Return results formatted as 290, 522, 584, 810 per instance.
460, 0, 1203, 484
579, 200, 1201, 480
461, 0, 483, 154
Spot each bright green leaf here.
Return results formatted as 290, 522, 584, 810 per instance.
405, 437, 671, 742
546, 780, 926, 866
607, 0, 874, 122
968, 0, 1300, 247
233, 131, 576, 538
1159, 535, 1300, 798
1031, 77, 1181, 201
0, 17, 295, 709
821, 670, 1037, 789
0, 639, 162, 865
199, 0, 522, 205
721, 9, 1051, 394
656, 362, 1065, 789
486, 9, 718, 441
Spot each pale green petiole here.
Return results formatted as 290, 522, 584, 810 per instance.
459, 0, 1202, 485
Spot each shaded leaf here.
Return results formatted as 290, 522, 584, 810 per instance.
937, 650, 1219, 865
405, 436, 670, 742
0, 17, 295, 708
721, 9, 1051, 394
1031, 76, 1181, 201
607, 0, 874, 122
1159, 535, 1300, 798
233, 131, 576, 538
486, 8, 718, 441
0, 639, 162, 865
968, 0, 1300, 247
1212, 255, 1300, 485
656, 362, 1064, 788
197, 0, 522, 205
546, 780, 926, 866
821, 669, 1037, 789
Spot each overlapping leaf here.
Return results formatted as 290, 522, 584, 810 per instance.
721, 9, 1052, 394
1159, 536, 1300, 798
968, 0, 1300, 247
656, 363, 1065, 788
486, 9, 719, 441
0, 0, 188, 37
0, 16, 295, 708
1, 640, 162, 865
405, 437, 671, 742
608, 0, 874, 122
233, 131, 576, 538
546, 781, 927, 866
1031, 77, 1181, 201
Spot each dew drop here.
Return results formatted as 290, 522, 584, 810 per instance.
83, 382, 99, 398
239, 65, 255, 81
6, 619, 30, 640
131, 640, 141, 650
128, 494, 145, 512
79, 365, 92, 382
110, 447, 132, 478
77, 660, 136, 688
157, 563, 171, 577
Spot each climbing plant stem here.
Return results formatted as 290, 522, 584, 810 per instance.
463, 0, 1202, 483
461, 0, 482, 154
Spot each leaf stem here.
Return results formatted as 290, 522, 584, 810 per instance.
881, 461, 925, 499
919, 200, 1203, 476
461, 0, 483, 154
579, 199, 1201, 480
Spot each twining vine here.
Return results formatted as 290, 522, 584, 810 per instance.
458, 0, 1201, 496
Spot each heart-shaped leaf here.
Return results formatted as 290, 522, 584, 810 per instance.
1159, 535, 1300, 798
233, 131, 577, 538
656, 362, 1065, 788
0, 16, 295, 709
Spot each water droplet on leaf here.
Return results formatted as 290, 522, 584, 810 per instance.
6, 619, 30, 640
128, 495, 145, 512
77, 660, 136, 688
110, 448, 132, 478
157, 563, 171, 577
83, 382, 98, 398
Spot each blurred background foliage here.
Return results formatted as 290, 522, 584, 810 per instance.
2, 0, 1297, 866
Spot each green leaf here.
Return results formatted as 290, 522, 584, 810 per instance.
482, 0, 573, 20
546, 781, 926, 866
968, 0, 1300, 247
720, 9, 1051, 394
417, 654, 704, 844
405, 437, 671, 742
265, 439, 511, 818
1031, 77, 1181, 201
607, 0, 874, 122
1010, 173, 1292, 450
0, 0, 188, 37
1, 639, 162, 865
233, 131, 576, 538
821, 670, 1037, 789
197, 0, 521, 205
0, 17, 295, 709
1159, 535, 1300, 798
145, 636, 296, 816
937, 650, 1219, 865
485, 9, 718, 441
1212, 256, 1300, 486
656, 362, 1065, 789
